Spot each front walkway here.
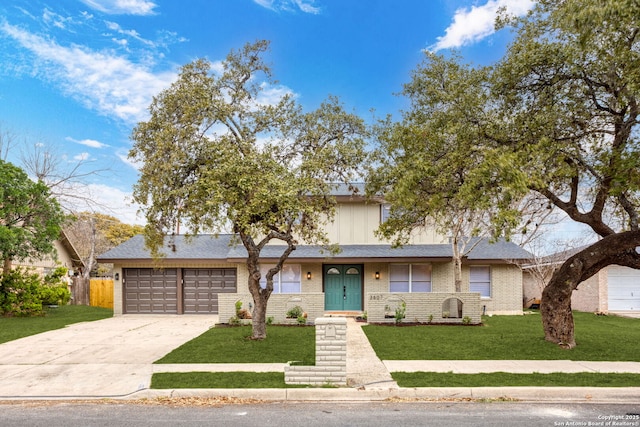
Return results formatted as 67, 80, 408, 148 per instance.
346, 319, 398, 389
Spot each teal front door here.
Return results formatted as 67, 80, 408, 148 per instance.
324, 265, 362, 311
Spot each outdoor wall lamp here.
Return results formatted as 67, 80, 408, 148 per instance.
114, 273, 120, 281
375, 271, 380, 280
307, 272, 312, 280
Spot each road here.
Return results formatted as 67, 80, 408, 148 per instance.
2, 400, 639, 427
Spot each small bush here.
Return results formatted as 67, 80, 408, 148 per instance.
286, 305, 304, 319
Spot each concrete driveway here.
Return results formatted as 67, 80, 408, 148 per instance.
0, 315, 217, 398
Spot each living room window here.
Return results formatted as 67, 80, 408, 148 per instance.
389, 264, 432, 292
470, 266, 491, 298
259, 264, 301, 293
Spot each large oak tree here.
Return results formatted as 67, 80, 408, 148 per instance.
130, 41, 366, 339
369, 0, 640, 348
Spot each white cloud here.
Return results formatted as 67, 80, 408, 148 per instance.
66, 137, 109, 149
78, 0, 158, 16
74, 152, 91, 161
0, 21, 176, 124
253, 0, 321, 14
429, 0, 534, 52
105, 20, 155, 47
87, 183, 144, 224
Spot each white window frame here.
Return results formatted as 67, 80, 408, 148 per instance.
469, 266, 491, 298
259, 264, 301, 294
389, 263, 432, 293
380, 203, 391, 224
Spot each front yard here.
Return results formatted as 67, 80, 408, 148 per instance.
0, 305, 113, 344
362, 311, 640, 361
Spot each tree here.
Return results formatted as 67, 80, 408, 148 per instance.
65, 212, 143, 277
367, 54, 528, 293
0, 160, 65, 277
373, 0, 640, 348
491, 0, 640, 347
130, 41, 367, 339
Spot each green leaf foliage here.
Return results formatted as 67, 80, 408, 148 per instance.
0, 160, 65, 270
130, 41, 367, 255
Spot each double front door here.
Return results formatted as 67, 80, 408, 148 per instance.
324, 264, 362, 311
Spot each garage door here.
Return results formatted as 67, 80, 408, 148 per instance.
608, 266, 640, 311
183, 268, 237, 314
123, 268, 178, 314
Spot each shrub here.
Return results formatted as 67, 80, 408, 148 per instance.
286, 305, 304, 319
0, 267, 71, 316
0, 269, 45, 316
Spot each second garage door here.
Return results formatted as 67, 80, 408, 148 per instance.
183, 268, 237, 314
608, 266, 640, 312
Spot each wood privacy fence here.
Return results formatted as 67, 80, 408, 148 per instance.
70, 277, 114, 309
90, 278, 114, 309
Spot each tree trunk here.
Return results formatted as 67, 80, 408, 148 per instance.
541, 231, 640, 348
541, 274, 576, 348
2, 258, 11, 279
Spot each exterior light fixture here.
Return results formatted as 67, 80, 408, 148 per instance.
307, 272, 312, 280
114, 273, 120, 281
375, 271, 380, 280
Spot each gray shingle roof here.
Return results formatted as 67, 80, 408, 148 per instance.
98, 234, 531, 262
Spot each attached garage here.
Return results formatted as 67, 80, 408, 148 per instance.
607, 266, 640, 312
123, 268, 237, 314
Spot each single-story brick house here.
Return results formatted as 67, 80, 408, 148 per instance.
523, 247, 640, 315
98, 186, 531, 324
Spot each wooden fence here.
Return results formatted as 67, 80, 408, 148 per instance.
90, 278, 114, 309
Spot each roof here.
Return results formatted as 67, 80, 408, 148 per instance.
97, 234, 531, 263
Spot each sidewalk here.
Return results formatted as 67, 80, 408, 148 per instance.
1, 315, 640, 402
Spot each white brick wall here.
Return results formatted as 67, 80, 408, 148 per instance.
285, 317, 347, 386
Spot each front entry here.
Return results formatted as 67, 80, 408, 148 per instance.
324, 265, 363, 311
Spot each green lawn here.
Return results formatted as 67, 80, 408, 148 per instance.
151, 372, 312, 389
0, 305, 114, 344
392, 372, 640, 387
155, 325, 315, 365
362, 312, 640, 361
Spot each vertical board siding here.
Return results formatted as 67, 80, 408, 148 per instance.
90, 278, 114, 309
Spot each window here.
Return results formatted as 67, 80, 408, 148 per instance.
470, 266, 491, 298
259, 264, 301, 293
389, 264, 432, 293
380, 203, 391, 223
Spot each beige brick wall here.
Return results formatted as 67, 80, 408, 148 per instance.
219, 293, 325, 324
366, 292, 482, 324
467, 264, 523, 315
571, 270, 607, 312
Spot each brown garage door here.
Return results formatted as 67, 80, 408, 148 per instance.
123, 268, 178, 314
183, 268, 237, 314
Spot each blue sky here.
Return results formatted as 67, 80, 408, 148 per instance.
0, 0, 535, 224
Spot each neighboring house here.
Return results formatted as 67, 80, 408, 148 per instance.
98, 185, 531, 323
523, 246, 640, 315
13, 230, 84, 276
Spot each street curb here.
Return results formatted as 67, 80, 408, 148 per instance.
125, 386, 640, 403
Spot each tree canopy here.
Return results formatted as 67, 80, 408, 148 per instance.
368, 0, 640, 347
0, 159, 65, 275
130, 41, 367, 339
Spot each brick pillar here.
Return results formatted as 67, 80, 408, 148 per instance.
284, 317, 347, 386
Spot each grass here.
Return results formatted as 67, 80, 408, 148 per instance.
362, 311, 640, 361
392, 372, 640, 387
155, 325, 316, 365
0, 305, 114, 344
151, 372, 312, 389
